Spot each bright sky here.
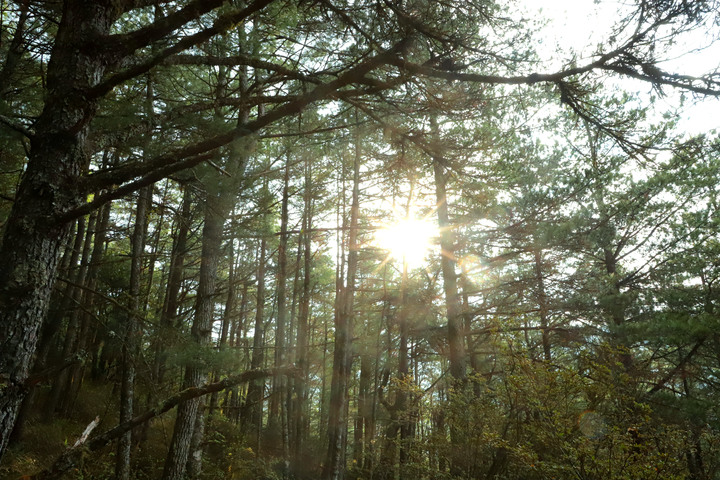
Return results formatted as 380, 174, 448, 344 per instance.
515, 0, 720, 135
350, 1, 720, 274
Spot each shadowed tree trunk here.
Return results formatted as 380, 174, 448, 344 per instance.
292, 155, 313, 476
0, 2, 123, 458
141, 184, 192, 444
42, 215, 89, 420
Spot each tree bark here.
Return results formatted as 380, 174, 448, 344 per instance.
292, 157, 313, 475
432, 155, 466, 382
323, 129, 361, 480
162, 192, 223, 480
0, 2, 121, 460
242, 227, 267, 451
42, 215, 89, 419
116, 184, 151, 480
269, 154, 291, 464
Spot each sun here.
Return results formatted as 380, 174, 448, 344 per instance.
375, 216, 438, 269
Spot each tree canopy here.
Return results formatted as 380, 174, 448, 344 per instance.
1, 0, 720, 479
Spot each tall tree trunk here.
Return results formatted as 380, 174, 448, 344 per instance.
431, 119, 466, 478
142, 184, 192, 444
397, 259, 411, 479
117, 62, 156, 475
243, 232, 267, 451
59, 209, 101, 417
43, 215, 88, 419
116, 184, 151, 480
230, 281, 250, 423
209, 230, 236, 416
432, 156, 466, 382
355, 348, 373, 472
164, 28, 252, 474
162, 193, 223, 480
292, 157, 313, 476
0, 3, 119, 459
586, 124, 632, 373
286, 231, 303, 446
269, 154, 291, 466
323, 131, 361, 480
11, 208, 98, 442
533, 249, 552, 362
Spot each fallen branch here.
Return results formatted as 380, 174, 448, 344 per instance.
72, 416, 100, 448
31, 367, 297, 479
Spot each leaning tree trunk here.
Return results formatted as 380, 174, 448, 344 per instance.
0, 4, 119, 459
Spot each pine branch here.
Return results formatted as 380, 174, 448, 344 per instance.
58, 39, 412, 223
644, 340, 705, 398
91, 0, 277, 98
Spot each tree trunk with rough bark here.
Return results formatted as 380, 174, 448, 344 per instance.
162, 192, 223, 480
0, 2, 120, 459
432, 156, 466, 382
431, 118, 466, 478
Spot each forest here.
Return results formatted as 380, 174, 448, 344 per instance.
1, 0, 720, 479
